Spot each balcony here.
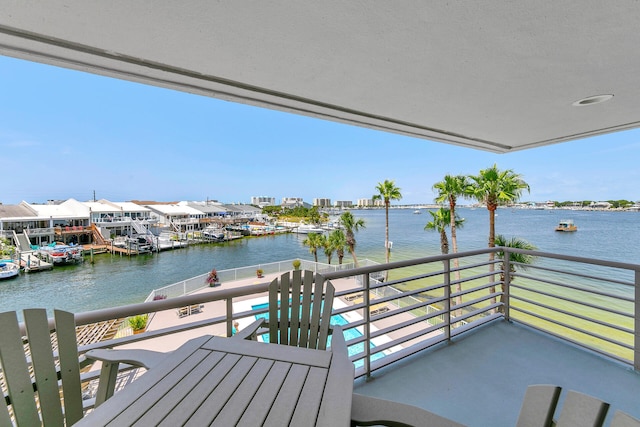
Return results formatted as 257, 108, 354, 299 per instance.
4, 250, 639, 426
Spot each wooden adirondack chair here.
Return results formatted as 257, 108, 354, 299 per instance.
610, 410, 640, 427
0, 309, 163, 426
0, 309, 85, 426
516, 384, 562, 427
237, 270, 335, 350
555, 390, 610, 427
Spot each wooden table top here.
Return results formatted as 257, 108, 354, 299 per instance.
78, 335, 354, 426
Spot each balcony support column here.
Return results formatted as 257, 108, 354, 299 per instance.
444, 259, 451, 341
635, 270, 639, 371
504, 248, 511, 321
363, 272, 371, 378
226, 298, 233, 337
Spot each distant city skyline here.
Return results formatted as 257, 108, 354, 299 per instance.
2, 55, 640, 206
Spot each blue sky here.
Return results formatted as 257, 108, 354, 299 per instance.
1, 55, 639, 206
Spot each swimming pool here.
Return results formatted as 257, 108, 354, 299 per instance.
251, 302, 385, 368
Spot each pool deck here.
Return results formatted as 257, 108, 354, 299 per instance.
117, 272, 370, 352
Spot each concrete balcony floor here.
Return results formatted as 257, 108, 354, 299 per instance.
353, 320, 640, 427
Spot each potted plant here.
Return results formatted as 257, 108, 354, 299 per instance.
206, 268, 220, 287
292, 259, 301, 270
256, 268, 264, 278
129, 314, 148, 334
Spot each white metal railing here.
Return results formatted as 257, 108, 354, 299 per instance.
145, 258, 380, 302
29, 248, 638, 397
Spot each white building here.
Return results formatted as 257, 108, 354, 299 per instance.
334, 200, 353, 208
313, 198, 332, 208
251, 196, 276, 207
281, 197, 304, 208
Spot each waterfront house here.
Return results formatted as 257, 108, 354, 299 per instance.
86, 199, 155, 240
2, 3, 640, 425
143, 203, 205, 233
0, 199, 90, 247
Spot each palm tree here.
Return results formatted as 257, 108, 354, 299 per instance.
494, 234, 537, 312
302, 232, 323, 263
328, 229, 347, 265
424, 208, 465, 255
373, 179, 402, 267
425, 208, 465, 314
339, 211, 365, 267
468, 164, 530, 304
433, 174, 468, 265
319, 234, 334, 264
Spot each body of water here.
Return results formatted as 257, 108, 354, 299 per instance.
2, 208, 638, 314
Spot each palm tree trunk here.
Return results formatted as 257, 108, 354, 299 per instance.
449, 200, 462, 314
384, 202, 390, 262
488, 206, 496, 305
349, 245, 359, 267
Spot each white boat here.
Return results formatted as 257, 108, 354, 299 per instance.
0, 262, 20, 280
293, 224, 325, 234
38, 243, 84, 264
203, 226, 226, 241
413, 210, 421, 214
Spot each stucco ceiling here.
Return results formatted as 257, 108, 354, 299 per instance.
1, 1, 639, 153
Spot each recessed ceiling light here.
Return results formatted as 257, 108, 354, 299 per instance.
572, 94, 614, 107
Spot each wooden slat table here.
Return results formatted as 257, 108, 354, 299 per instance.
78, 335, 354, 426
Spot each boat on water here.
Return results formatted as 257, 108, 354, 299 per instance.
37, 243, 84, 264
202, 226, 226, 242
413, 210, 421, 214
555, 219, 577, 232
0, 262, 19, 280
113, 236, 154, 253
292, 224, 325, 234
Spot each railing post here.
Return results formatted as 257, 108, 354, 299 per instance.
504, 248, 511, 321
363, 272, 371, 378
226, 298, 234, 337
444, 259, 451, 341
635, 270, 640, 371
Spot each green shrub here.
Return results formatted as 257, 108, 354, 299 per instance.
128, 314, 148, 331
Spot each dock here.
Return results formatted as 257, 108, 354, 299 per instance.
20, 253, 53, 272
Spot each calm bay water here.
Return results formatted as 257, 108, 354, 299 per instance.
2, 208, 639, 314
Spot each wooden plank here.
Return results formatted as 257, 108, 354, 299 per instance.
109, 349, 214, 426
317, 325, 355, 427
24, 309, 65, 426
131, 350, 226, 426
0, 399, 13, 427
317, 280, 335, 350
268, 276, 279, 344
290, 366, 328, 426
156, 351, 242, 427
210, 358, 275, 426
75, 335, 211, 426
184, 355, 258, 426
201, 336, 331, 368
299, 271, 313, 348
54, 309, 84, 425
308, 274, 324, 348
0, 311, 41, 427
278, 273, 290, 346
289, 270, 302, 347
235, 361, 291, 426
262, 364, 309, 427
